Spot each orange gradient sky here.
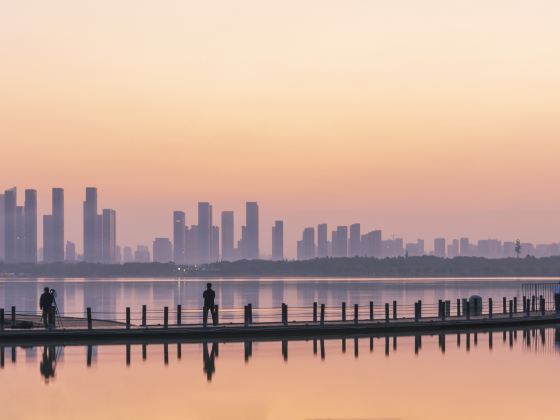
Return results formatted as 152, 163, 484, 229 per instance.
2, 1, 560, 256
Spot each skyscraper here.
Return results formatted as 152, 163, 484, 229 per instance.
244, 202, 259, 259
65, 241, 76, 262
23, 189, 37, 263
272, 220, 284, 261
153, 237, 172, 263
3, 188, 16, 263
83, 187, 98, 262
102, 209, 117, 263
349, 223, 361, 257
362, 230, 382, 257
317, 223, 328, 258
299, 227, 315, 260
459, 237, 470, 257
211, 226, 220, 262
173, 211, 186, 264
15, 206, 25, 262
197, 202, 212, 264
434, 238, 446, 258
52, 188, 64, 262
0, 193, 4, 261
332, 226, 348, 257
221, 211, 234, 261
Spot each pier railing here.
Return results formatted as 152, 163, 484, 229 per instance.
1, 292, 558, 330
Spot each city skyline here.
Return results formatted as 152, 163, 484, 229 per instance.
2, 185, 560, 262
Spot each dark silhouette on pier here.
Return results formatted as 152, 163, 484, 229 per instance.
39, 287, 54, 329
202, 283, 217, 327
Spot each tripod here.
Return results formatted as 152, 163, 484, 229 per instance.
51, 295, 64, 329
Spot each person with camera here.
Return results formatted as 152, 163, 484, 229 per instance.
39, 287, 55, 330
202, 283, 217, 327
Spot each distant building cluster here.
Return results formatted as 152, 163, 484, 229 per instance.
1, 186, 560, 264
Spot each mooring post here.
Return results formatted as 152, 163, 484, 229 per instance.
441, 300, 445, 321
385, 303, 389, 322
320, 304, 325, 326
462, 299, 468, 317
488, 298, 493, 319
445, 300, 451, 317
354, 304, 359, 325
513, 297, 518, 313
342, 302, 346, 322
393, 300, 397, 320
503, 297, 506, 314
0, 308, 4, 332
11, 306, 16, 328
526, 299, 530, 317
87, 307, 92, 330
177, 304, 182, 326
414, 302, 419, 322
163, 306, 168, 329
457, 298, 461, 317
369, 301, 374, 321
142, 305, 147, 326
509, 300, 513, 318
126, 307, 131, 329
466, 301, 470, 320
313, 302, 318, 323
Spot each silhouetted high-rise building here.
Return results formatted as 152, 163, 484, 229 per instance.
244, 202, 259, 259
65, 241, 76, 262
272, 220, 284, 261
459, 237, 470, 257
434, 238, 446, 258
134, 245, 150, 263
211, 226, 219, 262
23, 189, 37, 263
52, 188, 64, 262
15, 206, 25, 262
186, 225, 198, 264
349, 223, 361, 257
123, 246, 133, 263
447, 239, 459, 258
173, 211, 186, 264
3, 188, 16, 263
102, 209, 117, 263
197, 202, 212, 264
83, 187, 98, 262
362, 230, 382, 257
298, 227, 315, 260
317, 223, 328, 258
0, 193, 4, 261
153, 237, 172, 263
332, 226, 348, 257
221, 211, 234, 261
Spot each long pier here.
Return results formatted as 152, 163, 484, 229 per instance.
1, 295, 559, 345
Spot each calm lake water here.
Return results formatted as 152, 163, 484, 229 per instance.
1, 277, 560, 420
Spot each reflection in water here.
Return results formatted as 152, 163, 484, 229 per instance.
2, 327, 560, 385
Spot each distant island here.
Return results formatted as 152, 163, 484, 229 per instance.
2, 256, 560, 278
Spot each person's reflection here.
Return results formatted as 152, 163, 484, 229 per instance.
40, 346, 57, 382
203, 341, 217, 381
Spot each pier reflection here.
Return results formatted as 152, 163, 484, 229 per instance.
2, 326, 560, 383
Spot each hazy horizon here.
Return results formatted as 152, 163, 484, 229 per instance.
2, 1, 560, 256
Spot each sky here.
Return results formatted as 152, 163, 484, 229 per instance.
2, 0, 560, 257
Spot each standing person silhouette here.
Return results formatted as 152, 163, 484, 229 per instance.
39, 287, 54, 330
202, 283, 217, 327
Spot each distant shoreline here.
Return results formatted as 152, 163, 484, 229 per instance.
2, 256, 560, 279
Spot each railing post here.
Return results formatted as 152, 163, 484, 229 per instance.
282, 303, 288, 326
513, 297, 518, 313
11, 306, 16, 328
438, 300, 442, 318
313, 302, 318, 323
526, 298, 530, 317
503, 297, 507, 314
457, 298, 461, 317
163, 306, 168, 329
177, 304, 182, 326
354, 304, 358, 325
385, 303, 389, 322
320, 304, 325, 326
87, 307, 92, 330
392, 300, 397, 320
244, 305, 249, 327
414, 302, 419, 322
369, 301, 374, 320
509, 300, 513, 318
341, 302, 346, 322
126, 307, 131, 329
445, 300, 450, 317
0, 308, 4, 331
440, 300, 445, 321
488, 298, 493, 319
142, 305, 147, 326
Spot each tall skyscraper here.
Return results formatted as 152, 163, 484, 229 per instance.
52, 188, 64, 262
102, 209, 117, 263
271, 220, 284, 261
211, 226, 220, 262
15, 206, 25, 262
317, 223, 328, 258
123, 246, 133, 263
244, 202, 259, 259
349, 223, 361, 257
197, 202, 212, 264
173, 211, 186, 264
362, 230, 382, 257
83, 187, 98, 262
459, 237, 470, 257
23, 189, 37, 263
298, 227, 315, 260
153, 237, 172, 263
221, 211, 234, 261
434, 238, 446, 258
4, 188, 16, 263
0, 193, 4, 261
332, 226, 348, 257
65, 241, 76, 262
